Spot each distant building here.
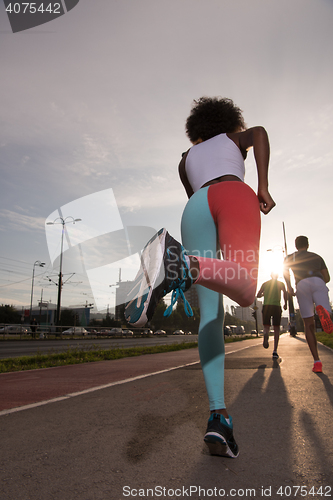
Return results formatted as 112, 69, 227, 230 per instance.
252, 301, 263, 327
21, 303, 92, 326
233, 305, 256, 322
183, 286, 199, 310
231, 301, 264, 327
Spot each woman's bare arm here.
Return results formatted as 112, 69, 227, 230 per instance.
229, 127, 276, 214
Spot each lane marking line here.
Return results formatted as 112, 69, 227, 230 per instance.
0, 339, 277, 416
0, 361, 199, 416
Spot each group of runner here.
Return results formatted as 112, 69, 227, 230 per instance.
257, 238, 332, 372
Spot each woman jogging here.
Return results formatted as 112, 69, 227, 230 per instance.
125, 97, 275, 458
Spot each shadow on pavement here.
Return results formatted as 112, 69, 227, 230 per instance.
315, 373, 333, 407
182, 360, 294, 494
299, 409, 331, 486
1, 335, 332, 499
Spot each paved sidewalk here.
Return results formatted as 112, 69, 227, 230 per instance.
0, 334, 332, 500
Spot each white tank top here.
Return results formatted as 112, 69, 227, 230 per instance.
185, 133, 245, 193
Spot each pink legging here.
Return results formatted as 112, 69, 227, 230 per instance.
181, 181, 261, 410
192, 182, 261, 306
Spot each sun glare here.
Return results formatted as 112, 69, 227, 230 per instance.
260, 247, 285, 280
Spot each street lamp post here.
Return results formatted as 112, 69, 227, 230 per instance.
46, 216, 81, 325
282, 221, 297, 337
30, 260, 45, 319
266, 223, 297, 337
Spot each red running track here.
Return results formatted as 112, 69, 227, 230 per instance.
0, 349, 200, 413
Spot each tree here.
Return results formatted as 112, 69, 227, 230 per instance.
148, 301, 170, 331
149, 300, 200, 333
60, 309, 76, 327
172, 301, 200, 333
0, 305, 21, 324
102, 315, 121, 328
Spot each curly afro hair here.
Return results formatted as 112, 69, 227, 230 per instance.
185, 97, 246, 143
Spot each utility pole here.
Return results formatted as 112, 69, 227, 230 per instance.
283, 222, 297, 337
46, 216, 81, 325
252, 299, 259, 337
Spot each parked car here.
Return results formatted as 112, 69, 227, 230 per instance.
154, 329, 166, 335
224, 325, 232, 336
122, 329, 133, 336
109, 328, 123, 336
62, 327, 88, 335
173, 330, 185, 335
142, 329, 153, 335
0, 325, 29, 334
97, 329, 112, 336
235, 326, 245, 335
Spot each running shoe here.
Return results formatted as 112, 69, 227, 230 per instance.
204, 413, 239, 458
263, 332, 269, 349
312, 361, 322, 373
272, 351, 279, 359
124, 228, 194, 327
315, 305, 333, 334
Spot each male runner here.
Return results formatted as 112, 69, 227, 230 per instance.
257, 272, 287, 359
284, 235, 333, 373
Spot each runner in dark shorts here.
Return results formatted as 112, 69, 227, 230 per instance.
262, 304, 282, 327
257, 272, 287, 358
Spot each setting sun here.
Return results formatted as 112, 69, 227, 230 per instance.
260, 246, 285, 280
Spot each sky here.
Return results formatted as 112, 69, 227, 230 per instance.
0, 0, 332, 316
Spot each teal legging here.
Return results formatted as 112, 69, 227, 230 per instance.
181, 183, 260, 410
181, 186, 226, 410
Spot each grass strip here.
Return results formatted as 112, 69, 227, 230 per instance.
316, 331, 333, 350
0, 342, 199, 373
0, 334, 261, 373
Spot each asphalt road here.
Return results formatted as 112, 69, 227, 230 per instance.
0, 335, 199, 359
0, 333, 332, 500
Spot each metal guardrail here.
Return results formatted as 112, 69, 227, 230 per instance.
0, 323, 266, 340
0, 324, 31, 339
0, 324, 170, 339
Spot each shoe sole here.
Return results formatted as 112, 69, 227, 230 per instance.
125, 229, 166, 327
316, 305, 333, 334
204, 432, 239, 458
